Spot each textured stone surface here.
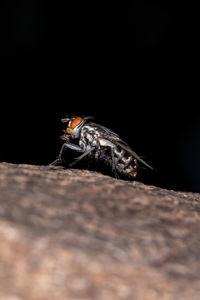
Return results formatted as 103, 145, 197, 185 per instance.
0, 162, 200, 299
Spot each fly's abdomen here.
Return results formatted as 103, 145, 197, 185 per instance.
114, 147, 138, 177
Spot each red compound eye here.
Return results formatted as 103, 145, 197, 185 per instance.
70, 117, 83, 129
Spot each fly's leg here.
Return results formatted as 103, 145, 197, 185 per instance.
110, 146, 119, 179
50, 143, 83, 166
69, 147, 95, 167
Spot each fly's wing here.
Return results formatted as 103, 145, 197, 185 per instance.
89, 123, 153, 170
89, 122, 128, 144
113, 140, 154, 170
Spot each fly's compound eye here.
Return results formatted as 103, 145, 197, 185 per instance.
70, 117, 83, 129
67, 117, 83, 134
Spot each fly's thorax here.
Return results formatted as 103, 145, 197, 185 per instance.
80, 125, 101, 150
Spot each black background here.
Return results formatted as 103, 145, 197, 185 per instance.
0, 1, 199, 192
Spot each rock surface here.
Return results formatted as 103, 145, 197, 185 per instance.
0, 162, 200, 300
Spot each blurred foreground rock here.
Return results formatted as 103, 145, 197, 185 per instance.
0, 162, 200, 300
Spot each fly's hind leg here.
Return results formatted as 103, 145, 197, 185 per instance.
50, 143, 83, 166
110, 146, 119, 179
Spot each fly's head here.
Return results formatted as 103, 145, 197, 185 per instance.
61, 116, 93, 139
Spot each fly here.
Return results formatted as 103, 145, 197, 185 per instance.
50, 116, 153, 179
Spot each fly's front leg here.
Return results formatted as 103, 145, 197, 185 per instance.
50, 143, 83, 166
69, 147, 95, 167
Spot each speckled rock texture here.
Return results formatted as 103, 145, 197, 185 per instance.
0, 162, 200, 300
